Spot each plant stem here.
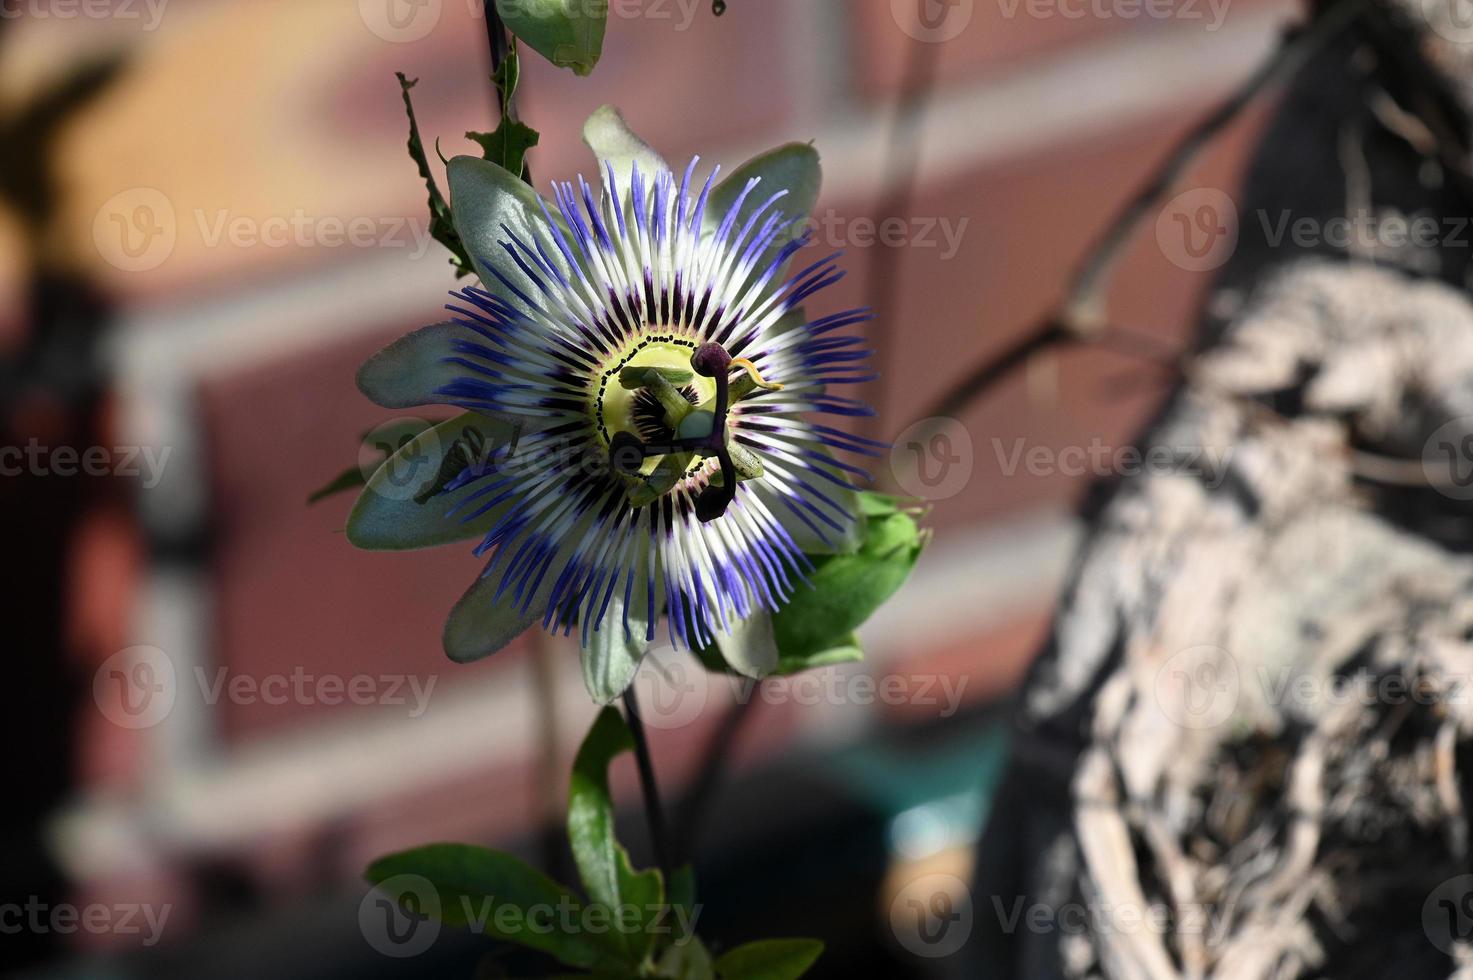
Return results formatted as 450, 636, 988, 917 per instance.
483, 0, 533, 184
622, 686, 673, 879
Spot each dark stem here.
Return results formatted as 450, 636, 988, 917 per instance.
918, 0, 1368, 424
483, 0, 533, 184
675, 689, 759, 863
622, 686, 673, 879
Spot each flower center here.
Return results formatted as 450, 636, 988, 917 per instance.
597, 337, 782, 522
596, 338, 717, 477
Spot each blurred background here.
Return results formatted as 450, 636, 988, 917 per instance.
1, 0, 1295, 975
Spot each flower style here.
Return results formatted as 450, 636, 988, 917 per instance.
350, 106, 878, 700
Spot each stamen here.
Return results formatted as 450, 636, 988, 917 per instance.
606, 341, 750, 522
729, 357, 783, 391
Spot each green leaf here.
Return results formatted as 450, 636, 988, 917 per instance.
467, 47, 540, 179
770, 501, 925, 661
583, 104, 668, 193
775, 634, 863, 676
496, 0, 607, 76
467, 120, 540, 180
346, 412, 520, 551
365, 843, 621, 970
714, 939, 824, 980
569, 707, 665, 964
307, 464, 367, 504
666, 864, 697, 939
396, 73, 473, 277
657, 935, 715, 980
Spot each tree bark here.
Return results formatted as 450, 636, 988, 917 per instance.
974, 3, 1473, 977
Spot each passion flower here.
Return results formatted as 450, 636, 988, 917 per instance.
351, 106, 877, 697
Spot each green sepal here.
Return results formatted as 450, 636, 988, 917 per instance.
345, 413, 519, 552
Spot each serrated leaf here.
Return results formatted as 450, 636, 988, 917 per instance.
496, 0, 607, 76
467, 46, 540, 179
714, 938, 823, 980
396, 72, 473, 276
365, 844, 622, 970
467, 121, 540, 179
569, 707, 665, 964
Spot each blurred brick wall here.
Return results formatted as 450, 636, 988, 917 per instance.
20, 0, 1297, 921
